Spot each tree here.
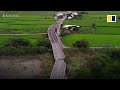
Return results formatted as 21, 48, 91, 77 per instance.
92, 23, 96, 34
73, 40, 89, 49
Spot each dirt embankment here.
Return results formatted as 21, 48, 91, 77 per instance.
0, 59, 41, 79
0, 54, 53, 79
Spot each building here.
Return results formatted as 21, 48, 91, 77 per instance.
54, 12, 64, 19
54, 11, 80, 20
66, 11, 80, 20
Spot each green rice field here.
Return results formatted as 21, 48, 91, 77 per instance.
0, 11, 56, 34
0, 11, 120, 47
95, 27, 120, 35
62, 34, 120, 47
0, 35, 45, 47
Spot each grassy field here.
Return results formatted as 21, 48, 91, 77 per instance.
0, 24, 51, 34
0, 11, 56, 47
0, 34, 45, 47
1, 11, 120, 47
95, 27, 120, 35
62, 34, 120, 47
0, 11, 56, 34
0, 11, 55, 18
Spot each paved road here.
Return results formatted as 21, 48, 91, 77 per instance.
47, 16, 67, 79
51, 43, 65, 60
50, 60, 66, 79
48, 25, 65, 60
55, 16, 67, 36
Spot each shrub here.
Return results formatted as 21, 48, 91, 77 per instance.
38, 46, 48, 54
73, 40, 89, 49
0, 37, 50, 56
20, 46, 48, 55
0, 46, 48, 56
60, 29, 70, 36
4, 38, 32, 48
0, 46, 23, 56
111, 50, 120, 60
36, 38, 50, 48
102, 61, 120, 79
88, 52, 111, 78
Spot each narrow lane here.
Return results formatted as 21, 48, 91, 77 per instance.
47, 15, 67, 79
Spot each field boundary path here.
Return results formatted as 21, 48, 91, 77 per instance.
47, 15, 67, 79
90, 47, 120, 48
62, 46, 120, 49
0, 33, 47, 35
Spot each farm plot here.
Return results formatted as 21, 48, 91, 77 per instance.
62, 34, 120, 47
0, 34, 45, 47
0, 11, 56, 34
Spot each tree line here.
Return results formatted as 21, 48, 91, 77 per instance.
0, 37, 52, 56
69, 39, 120, 79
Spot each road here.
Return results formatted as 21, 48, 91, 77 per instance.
47, 16, 67, 79
50, 60, 66, 79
